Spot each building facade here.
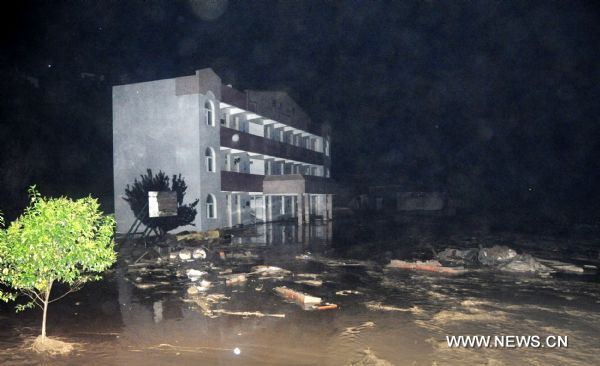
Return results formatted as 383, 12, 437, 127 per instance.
113, 68, 333, 233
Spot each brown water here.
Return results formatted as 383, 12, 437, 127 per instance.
1, 219, 599, 365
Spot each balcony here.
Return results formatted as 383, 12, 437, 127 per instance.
264, 174, 335, 194
221, 171, 335, 194
220, 127, 323, 165
221, 171, 263, 192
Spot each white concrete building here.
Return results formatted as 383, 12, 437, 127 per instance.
113, 68, 333, 233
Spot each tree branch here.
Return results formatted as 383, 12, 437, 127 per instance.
48, 282, 83, 304
22, 290, 43, 309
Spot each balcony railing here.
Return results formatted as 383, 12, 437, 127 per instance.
221, 171, 263, 192
220, 127, 324, 165
221, 171, 335, 194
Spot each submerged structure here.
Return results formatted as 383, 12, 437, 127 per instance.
113, 68, 333, 233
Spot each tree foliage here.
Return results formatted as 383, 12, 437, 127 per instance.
124, 169, 199, 235
0, 186, 116, 337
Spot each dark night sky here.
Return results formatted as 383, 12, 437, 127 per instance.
1, 0, 599, 222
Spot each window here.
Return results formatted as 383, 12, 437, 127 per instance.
220, 113, 227, 126
205, 147, 215, 172
206, 194, 217, 219
325, 138, 330, 156
204, 100, 215, 126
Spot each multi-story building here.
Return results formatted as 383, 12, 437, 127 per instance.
113, 68, 333, 233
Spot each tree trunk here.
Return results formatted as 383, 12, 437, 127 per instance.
41, 281, 53, 339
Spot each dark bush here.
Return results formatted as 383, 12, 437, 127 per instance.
124, 169, 199, 235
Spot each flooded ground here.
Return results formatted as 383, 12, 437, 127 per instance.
1, 217, 599, 365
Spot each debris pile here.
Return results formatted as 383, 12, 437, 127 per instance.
477, 245, 517, 266
386, 245, 594, 276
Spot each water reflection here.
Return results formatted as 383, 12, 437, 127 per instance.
230, 221, 333, 251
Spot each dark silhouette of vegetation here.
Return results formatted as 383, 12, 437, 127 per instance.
124, 169, 199, 235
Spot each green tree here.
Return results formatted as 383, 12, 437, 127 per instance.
0, 186, 116, 342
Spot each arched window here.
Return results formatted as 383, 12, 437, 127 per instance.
206, 194, 216, 219
204, 100, 215, 126
205, 147, 215, 172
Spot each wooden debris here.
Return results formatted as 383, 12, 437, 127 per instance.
252, 265, 291, 276
274, 286, 322, 306
295, 273, 321, 279
294, 279, 323, 287
314, 303, 338, 310
336, 290, 363, 296
537, 259, 585, 274
212, 310, 285, 318
223, 273, 248, 286
182, 297, 212, 316
387, 259, 467, 274
133, 251, 149, 264
176, 230, 220, 242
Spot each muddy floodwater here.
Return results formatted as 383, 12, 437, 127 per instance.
1, 217, 599, 365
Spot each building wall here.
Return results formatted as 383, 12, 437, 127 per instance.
113, 78, 203, 233
197, 91, 223, 231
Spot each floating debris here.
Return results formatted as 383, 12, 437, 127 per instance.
212, 310, 285, 318
387, 259, 467, 274
192, 248, 207, 260
197, 280, 211, 292
186, 269, 207, 281
342, 321, 375, 336
336, 290, 363, 296
314, 303, 338, 311
537, 259, 585, 274
478, 245, 517, 266
500, 254, 550, 273
294, 279, 323, 287
274, 286, 322, 306
295, 273, 321, 279
224, 273, 247, 286
177, 230, 220, 242
365, 301, 423, 314
133, 282, 159, 290
187, 286, 200, 296
178, 249, 192, 261
252, 265, 291, 276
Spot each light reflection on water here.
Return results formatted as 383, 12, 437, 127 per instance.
1, 219, 599, 365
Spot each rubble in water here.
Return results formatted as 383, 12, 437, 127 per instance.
400, 244, 592, 276
478, 245, 517, 266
